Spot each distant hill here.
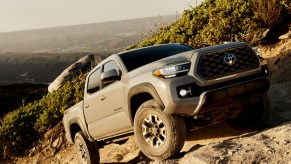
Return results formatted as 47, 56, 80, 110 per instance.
0, 15, 177, 85
0, 15, 177, 54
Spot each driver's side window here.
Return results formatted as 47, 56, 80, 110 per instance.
103, 60, 121, 74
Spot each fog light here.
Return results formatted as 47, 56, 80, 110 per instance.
261, 65, 269, 76
179, 89, 188, 97
264, 69, 268, 74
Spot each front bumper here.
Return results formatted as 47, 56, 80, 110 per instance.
156, 74, 269, 116
192, 77, 269, 115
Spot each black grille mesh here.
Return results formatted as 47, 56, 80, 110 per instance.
197, 46, 259, 80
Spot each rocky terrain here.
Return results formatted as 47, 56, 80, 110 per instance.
9, 35, 291, 164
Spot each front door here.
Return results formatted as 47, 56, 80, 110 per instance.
84, 60, 131, 139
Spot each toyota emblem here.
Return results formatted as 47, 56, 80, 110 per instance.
223, 53, 236, 65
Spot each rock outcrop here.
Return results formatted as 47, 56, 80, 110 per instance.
48, 54, 95, 92
279, 31, 291, 40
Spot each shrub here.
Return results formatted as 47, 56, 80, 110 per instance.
252, 0, 283, 28
285, 0, 291, 9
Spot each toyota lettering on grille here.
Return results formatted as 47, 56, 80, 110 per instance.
223, 53, 236, 65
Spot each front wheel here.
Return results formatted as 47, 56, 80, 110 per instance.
74, 131, 100, 164
134, 100, 186, 160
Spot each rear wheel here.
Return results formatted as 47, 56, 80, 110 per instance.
134, 99, 186, 160
74, 131, 100, 164
227, 93, 270, 130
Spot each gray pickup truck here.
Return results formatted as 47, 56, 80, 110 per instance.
63, 42, 270, 163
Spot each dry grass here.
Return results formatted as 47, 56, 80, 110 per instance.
253, 0, 283, 27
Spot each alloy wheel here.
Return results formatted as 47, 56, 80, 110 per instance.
142, 114, 167, 148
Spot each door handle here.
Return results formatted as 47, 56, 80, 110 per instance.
85, 104, 89, 108
101, 95, 106, 100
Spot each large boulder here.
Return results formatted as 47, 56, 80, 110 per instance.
48, 54, 95, 92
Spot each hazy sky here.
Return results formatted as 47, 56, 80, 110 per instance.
0, 0, 202, 33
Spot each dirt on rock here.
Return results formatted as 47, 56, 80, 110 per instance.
10, 39, 291, 164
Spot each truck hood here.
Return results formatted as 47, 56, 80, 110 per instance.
154, 50, 195, 66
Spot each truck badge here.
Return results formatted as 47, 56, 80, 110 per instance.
223, 53, 236, 65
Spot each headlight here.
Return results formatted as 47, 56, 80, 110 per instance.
153, 61, 191, 78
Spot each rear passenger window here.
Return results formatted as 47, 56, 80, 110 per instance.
87, 68, 101, 94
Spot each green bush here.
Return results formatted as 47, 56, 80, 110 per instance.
0, 79, 85, 157
281, 0, 291, 11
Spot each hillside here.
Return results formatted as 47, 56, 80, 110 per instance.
0, 83, 48, 118
0, 0, 291, 163
11, 37, 291, 164
127, 0, 291, 49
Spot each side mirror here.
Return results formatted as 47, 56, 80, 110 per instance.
101, 69, 120, 82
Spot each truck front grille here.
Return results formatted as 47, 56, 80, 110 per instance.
197, 46, 259, 80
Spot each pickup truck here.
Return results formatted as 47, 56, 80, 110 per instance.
63, 42, 270, 163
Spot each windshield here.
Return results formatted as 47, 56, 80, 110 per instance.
119, 44, 194, 72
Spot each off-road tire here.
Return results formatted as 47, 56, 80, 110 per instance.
227, 93, 270, 130
134, 99, 186, 160
74, 131, 100, 164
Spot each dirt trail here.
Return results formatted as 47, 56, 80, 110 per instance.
11, 39, 291, 164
